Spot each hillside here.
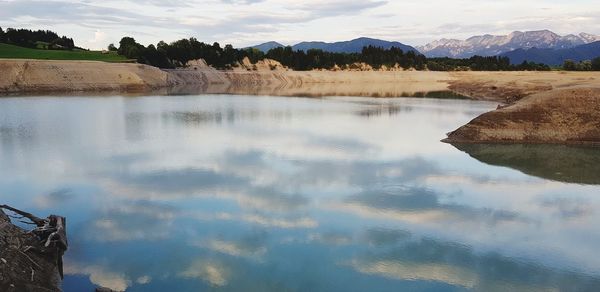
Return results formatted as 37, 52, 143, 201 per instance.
293, 37, 418, 53
250, 41, 284, 52
251, 37, 418, 53
0, 43, 128, 62
501, 41, 600, 65
418, 30, 600, 58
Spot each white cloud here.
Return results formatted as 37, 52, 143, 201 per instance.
0, 0, 597, 49
89, 30, 108, 45
180, 259, 230, 287
65, 263, 131, 291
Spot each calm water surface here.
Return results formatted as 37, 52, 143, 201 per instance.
1, 95, 600, 291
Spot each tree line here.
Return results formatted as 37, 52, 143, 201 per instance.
1, 27, 594, 72
255, 45, 428, 70
0, 27, 75, 50
120, 36, 545, 71
563, 58, 600, 71
427, 56, 551, 71
115, 37, 247, 69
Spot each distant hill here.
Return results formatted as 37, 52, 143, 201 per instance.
250, 37, 418, 54
418, 30, 600, 58
292, 37, 418, 53
501, 41, 600, 65
250, 41, 284, 52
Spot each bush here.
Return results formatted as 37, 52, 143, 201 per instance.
563, 59, 600, 71
563, 59, 578, 71
592, 57, 600, 71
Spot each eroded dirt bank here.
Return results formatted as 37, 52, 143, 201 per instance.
444, 88, 600, 145
1, 59, 455, 96
448, 71, 600, 103
0, 59, 170, 93
2, 59, 598, 102
3, 59, 600, 145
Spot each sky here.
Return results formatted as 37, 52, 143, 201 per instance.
0, 0, 599, 50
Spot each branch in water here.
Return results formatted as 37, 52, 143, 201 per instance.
0, 205, 68, 279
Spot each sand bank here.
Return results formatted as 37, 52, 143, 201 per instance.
0, 59, 170, 94
448, 71, 600, 103
2, 59, 598, 102
1, 59, 455, 96
444, 88, 600, 145
3, 59, 600, 145
2, 59, 598, 101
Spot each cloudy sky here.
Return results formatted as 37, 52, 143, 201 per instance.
1, 0, 599, 50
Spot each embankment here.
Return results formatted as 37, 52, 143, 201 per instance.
2, 59, 598, 102
444, 88, 600, 145
3, 59, 600, 145
448, 71, 600, 103
0, 59, 170, 94
0, 59, 456, 97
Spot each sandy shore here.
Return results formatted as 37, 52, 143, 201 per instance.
443, 87, 600, 145
1, 59, 598, 102
1, 59, 598, 100
448, 71, 600, 103
1, 59, 456, 96
3, 59, 600, 145
0, 59, 170, 93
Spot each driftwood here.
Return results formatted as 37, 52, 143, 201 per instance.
0, 205, 68, 292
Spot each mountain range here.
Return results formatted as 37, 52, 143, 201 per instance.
250, 30, 600, 65
250, 37, 418, 54
501, 41, 600, 65
417, 30, 600, 58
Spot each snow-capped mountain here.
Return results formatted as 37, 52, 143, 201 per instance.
418, 30, 600, 58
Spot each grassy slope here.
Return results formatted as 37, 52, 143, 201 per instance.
0, 43, 128, 62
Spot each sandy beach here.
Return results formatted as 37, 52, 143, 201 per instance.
1, 59, 598, 102
444, 87, 600, 145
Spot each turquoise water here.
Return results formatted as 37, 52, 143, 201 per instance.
1, 95, 599, 291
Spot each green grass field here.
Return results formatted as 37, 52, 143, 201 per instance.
0, 43, 129, 62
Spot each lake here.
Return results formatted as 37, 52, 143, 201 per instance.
1, 94, 600, 291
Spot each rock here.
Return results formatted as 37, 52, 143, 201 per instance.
346, 62, 373, 71
255, 59, 287, 71
235, 56, 254, 71
444, 88, 600, 145
234, 57, 287, 71
186, 59, 210, 69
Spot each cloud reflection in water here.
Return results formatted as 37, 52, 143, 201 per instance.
1, 95, 600, 291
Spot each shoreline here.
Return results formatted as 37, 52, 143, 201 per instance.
2, 59, 600, 145
3, 58, 597, 101
443, 87, 600, 146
